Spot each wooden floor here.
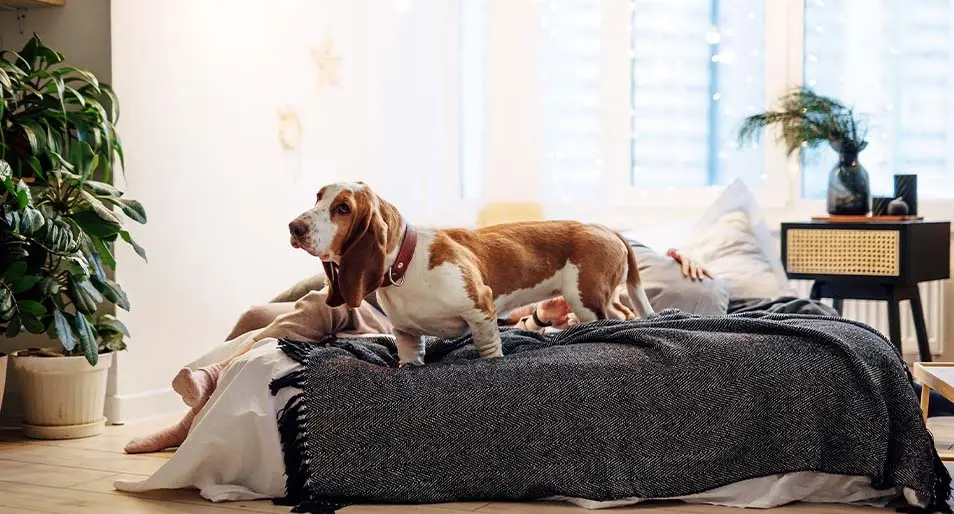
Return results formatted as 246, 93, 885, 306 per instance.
2, 417, 954, 514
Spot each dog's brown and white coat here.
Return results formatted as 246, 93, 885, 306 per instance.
289, 182, 654, 365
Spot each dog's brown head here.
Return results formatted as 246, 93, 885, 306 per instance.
288, 182, 395, 308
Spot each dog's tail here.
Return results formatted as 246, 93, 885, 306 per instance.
615, 232, 654, 318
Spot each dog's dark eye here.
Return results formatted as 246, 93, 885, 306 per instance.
335, 203, 350, 215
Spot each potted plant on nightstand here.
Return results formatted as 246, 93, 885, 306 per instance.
738, 87, 871, 215
0, 34, 147, 439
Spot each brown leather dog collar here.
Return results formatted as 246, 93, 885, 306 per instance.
382, 223, 417, 287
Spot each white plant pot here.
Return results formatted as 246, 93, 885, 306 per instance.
11, 352, 113, 440
0, 353, 7, 416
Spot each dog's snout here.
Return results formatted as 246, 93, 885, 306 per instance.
289, 220, 308, 238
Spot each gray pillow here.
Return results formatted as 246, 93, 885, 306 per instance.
631, 241, 730, 316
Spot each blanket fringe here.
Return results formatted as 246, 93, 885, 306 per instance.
270, 368, 306, 396
277, 338, 320, 365
273, 392, 351, 513
926, 447, 953, 513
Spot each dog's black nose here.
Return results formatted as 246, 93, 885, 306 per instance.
289, 220, 308, 238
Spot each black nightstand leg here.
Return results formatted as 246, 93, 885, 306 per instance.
887, 291, 903, 356
831, 298, 844, 315
909, 287, 933, 362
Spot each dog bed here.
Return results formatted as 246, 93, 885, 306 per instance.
269, 309, 950, 514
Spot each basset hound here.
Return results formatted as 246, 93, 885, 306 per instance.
288, 181, 655, 366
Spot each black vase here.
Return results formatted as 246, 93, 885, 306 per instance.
893, 174, 917, 216
826, 144, 871, 215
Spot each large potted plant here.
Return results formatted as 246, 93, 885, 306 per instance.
738, 87, 871, 215
0, 35, 147, 439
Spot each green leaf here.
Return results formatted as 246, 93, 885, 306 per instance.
0, 67, 11, 91
14, 180, 32, 209
99, 84, 120, 122
4, 315, 21, 338
101, 196, 146, 224
86, 247, 106, 281
71, 209, 122, 238
21, 314, 45, 334
18, 207, 45, 236
120, 230, 147, 262
92, 236, 116, 270
66, 277, 96, 315
4, 211, 21, 233
63, 67, 101, 92
74, 313, 98, 366
4, 262, 27, 282
102, 335, 126, 353
85, 180, 121, 197
17, 300, 46, 317
117, 198, 146, 223
0, 287, 15, 322
95, 314, 129, 337
52, 309, 75, 352
79, 278, 104, 303
63, 85, 87, 107
25, 157, 43, 179
79, 190, 120, 224
70, 141, 98, 179
10, 275, 39, 294
39, 277, 60, 296
16, 35, 40, 71
91, 275, 129, 311
68, 255, 91, 279
18, 122, 46, 155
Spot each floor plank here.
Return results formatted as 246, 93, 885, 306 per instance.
0, 460, 116, 488
0, 481, 244, 514
0, 444, 168, 475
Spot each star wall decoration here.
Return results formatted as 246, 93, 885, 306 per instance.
311, 34, 342, 90
277, 108, 302, 150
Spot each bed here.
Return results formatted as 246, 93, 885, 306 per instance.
113, 297, 951, 514
114, 182, 952, 512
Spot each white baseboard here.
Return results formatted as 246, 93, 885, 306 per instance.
104, 387, 186, 425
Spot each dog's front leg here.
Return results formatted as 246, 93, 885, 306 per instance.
395, 329, 425, 367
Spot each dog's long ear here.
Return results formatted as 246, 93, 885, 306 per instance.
322, 261, 346, 307
332, 199, 388, 309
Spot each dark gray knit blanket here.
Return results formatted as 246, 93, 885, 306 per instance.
271, 306, 951, 514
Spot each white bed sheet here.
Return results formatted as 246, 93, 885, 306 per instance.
114, 333, 904, 509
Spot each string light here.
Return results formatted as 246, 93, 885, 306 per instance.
705, 26, 721, 45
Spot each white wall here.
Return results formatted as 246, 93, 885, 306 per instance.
108, 0, 465, 422
0, 0, 112, 420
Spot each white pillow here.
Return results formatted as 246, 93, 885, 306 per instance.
681, 180, 793, 299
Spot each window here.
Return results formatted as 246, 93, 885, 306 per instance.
459, 0, 954, 209
630, 0, 766, 189
803, 0, 954, 199
534, 0, 768, 197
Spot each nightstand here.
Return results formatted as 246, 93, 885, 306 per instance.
780, 220, 951, 362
